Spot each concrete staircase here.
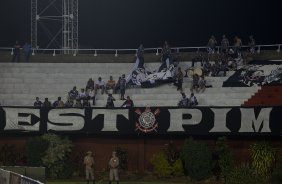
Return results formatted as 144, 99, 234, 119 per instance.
0, 62, 260, 107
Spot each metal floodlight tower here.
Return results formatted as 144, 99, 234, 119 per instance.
31, 0, 79, 54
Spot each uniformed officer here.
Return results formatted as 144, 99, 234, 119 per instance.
108, 151, 120, 184
84, 151, 95, 184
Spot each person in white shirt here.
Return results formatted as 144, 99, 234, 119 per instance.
79, 88, 87, 100
95, 77, 105, 95
87, 88, 96, 106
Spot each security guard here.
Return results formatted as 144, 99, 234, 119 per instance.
84, 151, 95, 184
108, 151, 120, 184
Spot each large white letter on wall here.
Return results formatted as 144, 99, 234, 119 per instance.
3, 108, 40, 131
209, 108, 231, 132
168, 109, 202, 131
239, 108, 272, 132
92, 109, 128, 131
48, 109, 85, 131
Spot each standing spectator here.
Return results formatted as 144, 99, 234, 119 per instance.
106, 94, 115, 108
136, 44, 145, 69
248, 35, 256, 54
233, 36, 242, 54
106, 76, 116, 94
34, 97, 42, 107
191, 74, 200, 93
53, 97, 64, 108
42, 98, 51, 107
221, 35, 229, 53
84, 151, 95, 184
159, 41, 172, 71
87, 88, 96, 106
86, 78, 95, 91
108, 151, 120, 184
69, 86, 79, 100
12, 41, 21, 62
114, 77, 122, 94
23, 42, 32, 62
189, 93, 198, 106
207, 35, 217, 54
178, 93, 189, 107
198, 75, 206, 93
121, 96, 134, 108
95, 77, 105, 95
119, 74, 126, 100
174, 67, 184, 91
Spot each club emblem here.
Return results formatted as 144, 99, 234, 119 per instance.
135, 107, 160, 133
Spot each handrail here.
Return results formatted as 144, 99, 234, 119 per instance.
0, 44, 281, 56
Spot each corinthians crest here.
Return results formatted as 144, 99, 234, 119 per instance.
135, 107, 161, 133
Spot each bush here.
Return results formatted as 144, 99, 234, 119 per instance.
215, 137, 234, 182
227, 164, 261, 184
25, 136, 49, 166
250, 141, 275, 178
171, 159, 184, 176
181, 138, 212, 181
150, 152, 172, 178
272, 158, 282, 183
41, 134, 73, 179
115, 147, 128, 171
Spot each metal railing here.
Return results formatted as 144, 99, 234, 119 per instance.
0, 44, 281, 57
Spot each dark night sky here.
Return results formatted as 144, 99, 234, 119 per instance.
0, 0, 281, 49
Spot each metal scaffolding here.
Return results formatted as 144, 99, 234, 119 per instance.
31, 0, 78, 53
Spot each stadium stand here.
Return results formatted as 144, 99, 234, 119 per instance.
0, 62, 259, 107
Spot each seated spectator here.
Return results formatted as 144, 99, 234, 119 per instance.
53, 97, 64, 108
69, 86, 79, 100
178, 93, 189, 107
174, 67, 183, 91
82, 99, 90, 107
86, 78, 95, 91
79, 88, 87, 100
95, 77, 105, 95
87, 88, 96, 106
34, 97, 42, 107
121, 96, 134, 108
42, 98, 51, 107
189, 93, 198, 106
191, 74, 200, 93
106, 94, 115, 108
64, 97, 74, 107
74, 99, 83, 108
198, 75, 206, 93
106, 76, 116, 94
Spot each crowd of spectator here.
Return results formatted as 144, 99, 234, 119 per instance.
29, 36, 258, 108
33, 74, 132, 108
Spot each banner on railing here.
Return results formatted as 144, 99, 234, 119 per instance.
0, 106, 281, 136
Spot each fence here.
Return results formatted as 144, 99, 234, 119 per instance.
0, 44, 281, 57
0, 167, 44, 184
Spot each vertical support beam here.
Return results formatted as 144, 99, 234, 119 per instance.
31, 0, 38, 49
